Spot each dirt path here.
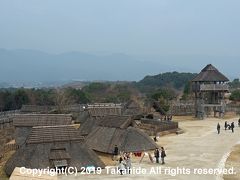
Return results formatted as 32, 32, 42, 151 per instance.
59, 117, 240, 180
223, 143, 240, 180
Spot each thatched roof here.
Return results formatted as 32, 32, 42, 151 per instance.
26, 125, 84, 144
49, 147, 71, 160
78, 117, 98, 136
98, 115, 133, 128
13, 114, 72, 127
78, 111, 90, 123
123, 100, 143, 115
78, 115, 134, 136
192, 64, 229, 82
15, 127, 32, 146
85, 126, 158, 154
5, 143, 105, 176
13, 114, 73, 146
5, 125, 105, 176
125, 100, 140, 109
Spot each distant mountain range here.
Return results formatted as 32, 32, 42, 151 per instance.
0, 48, 239, 87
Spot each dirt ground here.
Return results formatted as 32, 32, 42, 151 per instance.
59, 116, 240, 180
0, 150, 15, 180
223, 144, 240, 180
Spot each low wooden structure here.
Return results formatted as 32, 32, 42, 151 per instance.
169, 100, 195, 116
137, 118, 179, 136
0, 117, 14, 129
86, 103, 123, 117
0, 110, 19, 129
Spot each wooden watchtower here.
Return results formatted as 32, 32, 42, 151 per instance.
191, 64, 229, 119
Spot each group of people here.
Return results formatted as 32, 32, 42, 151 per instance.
154, 147, 166, 164
113, 144, 167, 175
217, 119, 240, 134
118, 153, 132, 175
113, 145, 132, 175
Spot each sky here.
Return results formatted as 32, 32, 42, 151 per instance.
0, 0, 240, 56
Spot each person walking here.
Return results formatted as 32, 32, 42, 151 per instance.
217, 123, 221, 134
113, 145, 119, 161
160, 147, 166, 165
154, 148, 160, 163
118, 157, 126, 175
153, 136, 158, 142
224, 121, 228, 130
238, 119, 240, 127
125, 155, 132, 174
231, 122, 235, 133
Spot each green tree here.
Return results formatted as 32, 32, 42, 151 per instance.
65, 88, 90, 104
230, 90, 240, 101
151, 88, 176, 101
13, 89, 29, 109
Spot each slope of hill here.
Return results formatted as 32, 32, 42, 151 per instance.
136, 71, 197, 92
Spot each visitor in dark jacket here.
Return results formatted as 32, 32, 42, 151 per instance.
154, 148, 160, 163
217, 123, 221, 134
113, 145, 119, 161
231, 122, 235, 133
160, 147, 166, 164
224, 121, 228, 130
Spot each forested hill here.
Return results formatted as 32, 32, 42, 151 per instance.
136, 72, 197, 91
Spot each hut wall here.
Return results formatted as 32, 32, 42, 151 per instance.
169, 100, 195, 116
87, 103, 123, 117
0, 110, 19, 130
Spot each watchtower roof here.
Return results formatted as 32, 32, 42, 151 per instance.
192, 64, 229, 82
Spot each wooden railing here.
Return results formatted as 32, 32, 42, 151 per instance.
0, 110, 20, 129
192, 84, 229, 91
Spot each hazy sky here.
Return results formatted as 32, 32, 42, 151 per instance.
0, 0, 240, 56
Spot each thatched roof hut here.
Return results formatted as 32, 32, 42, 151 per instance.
85, 126, 158, 154
83, 115, 158, 154
192, 64, 229, 82
5, 125, 105, 176
123, 100, 143, 115
13, 114, 73, 146
78, 115, 134, 136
